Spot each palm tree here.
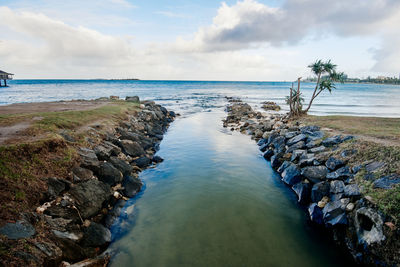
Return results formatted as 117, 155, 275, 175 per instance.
304, 59, 344, 113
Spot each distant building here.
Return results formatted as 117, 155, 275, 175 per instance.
376, 76, 388, 80
0, 70, 14, 87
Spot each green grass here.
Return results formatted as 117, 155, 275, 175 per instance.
301, 115, 400, 141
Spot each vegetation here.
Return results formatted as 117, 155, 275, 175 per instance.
287, 59, 345, 116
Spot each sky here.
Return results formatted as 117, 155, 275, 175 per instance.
0, 0, 399, 80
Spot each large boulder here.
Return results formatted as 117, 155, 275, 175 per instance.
94, 141, 121, 160
322, 200, 347, 226
301, 166, 328, 183
330, 180, 345, 194
290, 149, 306, 161
81, 223, 111, 248
306, 131, 325, 141
69, 179, 110, 219
300, 125, 320, 133
311, 181, 330, 202
263, 149, 274, 160
372, 174, 400, 189
0, 220, 36, 240
308, 203, 324, 224
270, 154, 283, 169
119, 140, 145, 157
325, 157, 345, 171
309, 145, 326, 153
277, 161, 291, 174
96, 162, 123, 186
344, 184, 361, 197
109, 156, 133, 176
78, 148, 100, 171
326, 166, 352, 180
47, 177, 69, 199
133, 157, 151, 168
292, 182, 311, 204
122, 175, 143, 198
322, 135, 342, 147
287, 134, 307, 146
282, 164, 302, 186
286, 141, 305, 153
355, 207, 385, 245
72, 166, 93, 182
125, 96, 140, 102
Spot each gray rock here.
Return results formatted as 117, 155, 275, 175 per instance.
344, 184, 361, 197
365, 161, 385, 173
300, 125, 320, 133
287, 134, 307, 146
69, 179, 110, 219
298, 156, 316, 167
282, 164, 302, 186
292, 182, 311, 204
72, 166, 93, 182
270, 154, 283, 169
263, 149, 274, 160
325, 157, 345, 171
152, 155, 164, 163
301, 166, 328, 183
330, 180, 345, 194
308, 203, 324, 224
94, 141, 121, 160
372, 174, 400, 189
257, 138, 267, 146
122, 175, 143, 198
0, 220, 36, 240
52, 230, 81, 241
78, 148, 100, 171
355, 207, 385, 245
322, 200, 347, 226
326, 166, 352, 180
285, 131, 298, 139
305, 140, 318, 149
259, 143, 269, 152
322, 135, 342, 147
309, 145, 326, 153
133, 157, 151, 168
119, 140, 145, 157
286, 141, 305, 153
306, 131, 325, 141
291, 150, 306, 162
82, 223, 111, 247
47, 177, 67, 199
311, 181, 330, 202
96, 162, 123, 186
341, 149, 357, 158
277, 161, 291, 174
109, 156, 133, 176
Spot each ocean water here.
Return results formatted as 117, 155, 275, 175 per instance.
2, 79, 400, 117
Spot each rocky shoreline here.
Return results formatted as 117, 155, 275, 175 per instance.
0, 98, 176, 266
223, 100, 400, 266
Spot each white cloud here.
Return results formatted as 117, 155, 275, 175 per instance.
155, 11, 191, 19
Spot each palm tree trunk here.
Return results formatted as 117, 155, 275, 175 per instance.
305, 73, 321, 112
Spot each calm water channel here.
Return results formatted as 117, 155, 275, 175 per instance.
108, 110, 354, 267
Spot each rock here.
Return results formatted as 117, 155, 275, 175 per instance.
34, 241, 62, 261
119, 140, 145, 157
308, 203, 324, 224
287, 134, 307, 146
308, 145, 326, 153
52, 230, 81, 241
82, 223, 111, 248
330, 180, 345, 194
96, 162, 123, 186
152, 155, 164, 163
344, 184, 361, 197
254, 129, 263, 138
318, 196, 330, 208
271, 136, 286, 154
301, 166, 328, 183
262, 121, 273, 132
341, 149, 357, 158
292, 182, 311, 204
311, 181, 330, 202
355, 207, 385, 245
69, 179, 110, 219
94, 142, 121, 160
290, 150, 306, 162
277, 161, 291, 174
286, 141, 305, 153
262, 131, 271, 139
47, 177, 67, 199
306, 131, 325, 141
322, 200, 347, 226
259, 143, 269, 152
133, 157, 151, 168
109, 156, 133, 176
125, 96, 140, 102
298, 156, 316, 167
342, 135, 354, 142
263, 149, 274, 160
44, 205, 79, 221
346, 203, 355, 212
300, 125, 320, 133
322, 135, 342, 147
72, 166, 93, 182
325, 157, 345, 171
282, 164, 302, 186
365, 161, 385, 173
326, 166, 352, 180
285, 131, 298, 139
257, 139, 267, 146
78, 148, 100, 171
305, 140, 318, 149
270, 154, 282, 169
122, 175, 143, 198
104, 199, 126, 228
372, 174, 400, 189
0, 220, 36, 240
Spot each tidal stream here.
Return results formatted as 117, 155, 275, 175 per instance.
109, 110, 354, 267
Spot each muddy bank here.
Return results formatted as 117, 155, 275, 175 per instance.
0, 97, 176, 266
223, 100, 400, 266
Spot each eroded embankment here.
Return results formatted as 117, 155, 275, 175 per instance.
223, 100, 400, 266
0, 97, 176, 266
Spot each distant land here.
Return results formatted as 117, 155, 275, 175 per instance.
304, 75, 400, 85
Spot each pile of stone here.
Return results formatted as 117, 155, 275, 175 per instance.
0, 98, 176, 266
223, 101, 399, 266
261, 101, 281, 111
